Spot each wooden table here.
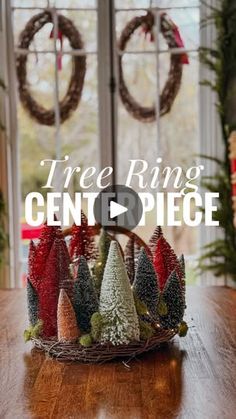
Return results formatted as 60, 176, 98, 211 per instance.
0, 287, 235, 419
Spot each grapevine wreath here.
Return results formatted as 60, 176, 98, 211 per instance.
24, 215, 188, 363
118, 11, 189, 122
16, 10, 86, 126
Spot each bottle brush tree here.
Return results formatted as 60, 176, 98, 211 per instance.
99, 241, 140, 345
160, 270, 185, 329
28, 229, 73, 338
30, 221, 59, 289
54, 230, 73, 299
26, 279, 38, 327
69, 210, 97, 262
73, 255, 99, 333
93, 228, 112, 293
57, 289, 79, 343
153, 235, 182, 291
178, 254, 186, 301
148, 226, 163, 257
37, 237, 61, 338
124, 234, 141, 284
133, 247, 160, 321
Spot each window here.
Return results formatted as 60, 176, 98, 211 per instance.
8, 0, 201, 286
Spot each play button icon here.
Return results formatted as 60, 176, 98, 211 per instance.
110, 201, 128, 219
94, 184, 143, 231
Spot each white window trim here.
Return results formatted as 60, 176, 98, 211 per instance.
1, 0, 21, 287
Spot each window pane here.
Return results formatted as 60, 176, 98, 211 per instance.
13, 0, 96, 8
115, 0, 199, 9
13, 4, 98, 286
116, 6, 200, 272
14, 10, 97, 51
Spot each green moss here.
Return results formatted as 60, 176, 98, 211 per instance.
157, 296, 168, 316
79, 334, 93, 347
23, 319, 43, 342
133, 294, 149, 316
139, 320, 155, 340
90, 312, 103, 341
178, 321, 188, 337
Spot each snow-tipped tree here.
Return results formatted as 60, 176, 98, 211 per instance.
99, 241, 140, 345
124, 234, 141, 284
160, 271, 185, 329
148, 226, 163, 257
73, 256, 99, 333
133, 248, 160, 321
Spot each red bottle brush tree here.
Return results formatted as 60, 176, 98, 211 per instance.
69, 210, 97, 261
153, 235, 182, 291
148, 226, 163, 258
38, 238, 60, 338
38, 230, 74, 338
30, 221, 59, 290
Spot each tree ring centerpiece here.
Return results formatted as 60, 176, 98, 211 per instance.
25, 220, 187, 363
16, 10, 86, 126
118, 11, 184, 122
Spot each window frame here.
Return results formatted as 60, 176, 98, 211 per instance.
0, 0, 222, 287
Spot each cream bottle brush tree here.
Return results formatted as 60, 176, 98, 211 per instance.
99, 241, 140, 346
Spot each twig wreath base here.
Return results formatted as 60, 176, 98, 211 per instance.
16, 10, 86, 126
32, 329, 176, 363
118, 11, 183, 122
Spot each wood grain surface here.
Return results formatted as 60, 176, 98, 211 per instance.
0, 287, 235, 419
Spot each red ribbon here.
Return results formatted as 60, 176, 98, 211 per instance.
230, 159, 236, 196
172, 26, 189, 65
49, 27, 63, 70
141, 13, 189, 65
231, 159, 236, 173
232, 183, 236, 196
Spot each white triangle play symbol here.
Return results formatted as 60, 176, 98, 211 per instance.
110, 201, 128, 219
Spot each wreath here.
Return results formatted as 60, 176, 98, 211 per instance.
118, 11, 188, 123
16, 11, 86, 126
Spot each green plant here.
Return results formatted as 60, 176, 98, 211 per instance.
199, 0, 236, 280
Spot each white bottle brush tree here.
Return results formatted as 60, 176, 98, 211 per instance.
99, 241, 140, 345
